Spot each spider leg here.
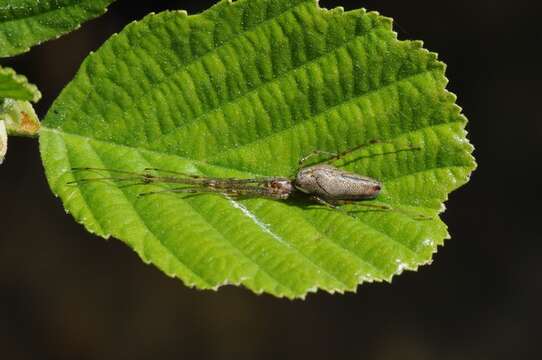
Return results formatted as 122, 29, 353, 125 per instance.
309, 196, 341, 210
138, 184, 280, 199
71, 167, 143, 176
67, 175, 142, 185
346, 201, 434, 220
298, 140, 383, 168
298, 150, 338, 168
70, 167, 159, 185
298, 140, 422, 168
143, 167, 203, 178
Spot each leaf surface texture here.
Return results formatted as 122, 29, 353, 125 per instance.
40, 0, 476, 298
0, 0, 116, 57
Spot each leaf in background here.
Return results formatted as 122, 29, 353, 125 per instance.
0, 65, 41, 101
0, 65, 41, 163
0, 0, 117, 57
40, 0, 476, 298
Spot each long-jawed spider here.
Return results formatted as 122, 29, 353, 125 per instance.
69, 141, 430, 219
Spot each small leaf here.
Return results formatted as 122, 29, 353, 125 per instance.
0, 65, 41, 101
0, 0, 117, 57
1, 98, 40, 137
0, 65, 41, 162
40, 0, 476, 298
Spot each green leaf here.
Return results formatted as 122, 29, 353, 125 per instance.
0, 0, 116, 57
40, 0, 476, 298
0, 65, 41, 101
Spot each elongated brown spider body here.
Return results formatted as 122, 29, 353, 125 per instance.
294, 164, 381, 201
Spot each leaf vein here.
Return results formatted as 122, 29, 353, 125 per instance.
208, 68, 440, 163
142, 15, 381, 145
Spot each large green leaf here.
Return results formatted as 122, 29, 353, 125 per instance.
0, 0, 116, 57
40, 0, 475, 298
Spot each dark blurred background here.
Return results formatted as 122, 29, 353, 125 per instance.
1, 0, 539, 359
